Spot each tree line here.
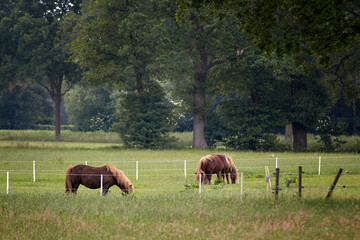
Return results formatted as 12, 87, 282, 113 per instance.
0, 0, 359, 151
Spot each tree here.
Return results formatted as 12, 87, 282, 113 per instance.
64, 84, 114, 131
178, 0, 360, 66
160, 5, 249, 148
0, 0, 82, 139
0, 83, 53, 129
209, 47, 330, 151
210, 49, 289, 150
178, 0, 352, 150
328, 45, 360, 134
112, 80, 176, 148
69, 0, 176, 148
288, 67, 330, 151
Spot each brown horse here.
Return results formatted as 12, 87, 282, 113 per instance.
224, 155, 239, 184
196, 154, 239, 184
65, 164, 134, 195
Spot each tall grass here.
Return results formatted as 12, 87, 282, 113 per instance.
0, 136, 360, 238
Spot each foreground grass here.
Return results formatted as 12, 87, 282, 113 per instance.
0, 140, 359, 239
0, 192, 359, 239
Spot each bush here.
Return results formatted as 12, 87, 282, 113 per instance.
314, 116, 346, 152
112, 80, 177, 149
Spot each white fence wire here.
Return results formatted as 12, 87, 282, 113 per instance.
1, 156, 359, 197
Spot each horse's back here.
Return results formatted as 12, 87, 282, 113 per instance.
201, 154, 226, 173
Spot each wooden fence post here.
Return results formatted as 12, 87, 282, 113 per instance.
326, 168, 343, 199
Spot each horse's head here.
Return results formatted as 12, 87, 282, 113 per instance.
121, 183, 134, 195
195, 171, 208, 184
110, 167, 134, 195
230, 169, 239, 184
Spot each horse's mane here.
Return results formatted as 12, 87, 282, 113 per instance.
105, 164, 132, 188
225, 155, 239, 182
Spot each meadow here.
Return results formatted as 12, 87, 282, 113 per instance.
0, 131, 359, 239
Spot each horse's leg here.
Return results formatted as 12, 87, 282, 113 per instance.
226, 172, 230, 184
216, 172, 220, 181
221, 171, 226, 182
72, 183, 80, 194
102, 183, 112, 195
207, 174, 212, 184
102, 188, 109, 195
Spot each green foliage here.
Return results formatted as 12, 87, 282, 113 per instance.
64, 84, 115, 132
178, 0, 360, 66
218, 97, 284, 151
283, 173, 297, 186
0, 0, 82, 139
204, 96, 227, 148
314, 116, 347, 152
184, 179, 199, 191
211, 178, 225, 190
0, 84, 53, 129
112, 80, 177, 149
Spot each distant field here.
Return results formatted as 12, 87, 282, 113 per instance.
1, 129, 359, 152
0, 139, 359, 239
0, 129, 123, 143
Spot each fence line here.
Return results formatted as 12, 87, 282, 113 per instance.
0, 155, 359, 163
2, 185, 358, 192
1, 163, 359, 173
1, 171, 360, 178
0, 168, 360, 176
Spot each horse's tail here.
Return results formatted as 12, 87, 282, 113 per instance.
65, 165, 73, 193
196, 157, 206, 183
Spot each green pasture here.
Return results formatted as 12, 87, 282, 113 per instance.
0, 134, 359, 239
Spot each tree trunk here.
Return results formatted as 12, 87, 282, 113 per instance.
54, 96, 61, 140
285, 123, 293, 142
292, 122, 307, 151
191, 17, 209, 149
192, 69, 208, 149
192, 63, 208, 149
40, 73, 68, 141
193, 111, 208, 148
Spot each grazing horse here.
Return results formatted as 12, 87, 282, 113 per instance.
196, 154, 239, 184
223, 155, 239, 184
65, 164, 134, 195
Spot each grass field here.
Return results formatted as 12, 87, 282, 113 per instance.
0, 131, 360, 239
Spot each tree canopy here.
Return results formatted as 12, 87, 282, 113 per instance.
178, 0, 360, 65
0, 0, 82, 139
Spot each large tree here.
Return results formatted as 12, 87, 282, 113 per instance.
328, 45, 360, 134
158, 6, 249, 148
178, 0, 360, 66
0, 0, 82, 139
178, 0, 357, 150
69, 0, 176, 148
